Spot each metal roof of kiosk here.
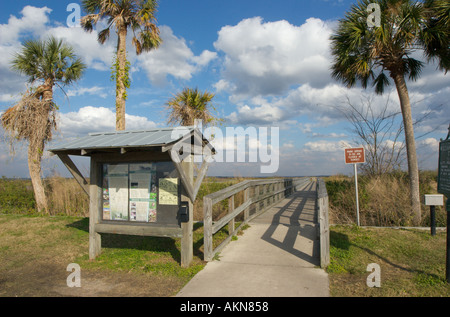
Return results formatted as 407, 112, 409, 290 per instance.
48, 126, 215, 202
48, 126, 215, 154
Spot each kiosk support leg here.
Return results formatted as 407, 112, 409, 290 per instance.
181, 157, 193, 267
89, 157, 102, 260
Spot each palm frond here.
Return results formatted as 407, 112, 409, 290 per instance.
165, 88, 219, 127
373, 71, 391, 94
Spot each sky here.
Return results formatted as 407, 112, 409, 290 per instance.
0, 0, 449, 178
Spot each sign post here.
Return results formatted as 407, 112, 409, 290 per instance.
345, 147, 365, 226
438, 125, 450, 283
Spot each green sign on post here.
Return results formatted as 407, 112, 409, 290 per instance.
438, 136, 450, 197
437, 125, 450, 283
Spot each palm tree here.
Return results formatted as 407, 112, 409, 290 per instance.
422, 0, 450, 71
81, 0, 162, 131
1, 36, 86, 213
329, 0, 449, 225
166, 88, 221, 127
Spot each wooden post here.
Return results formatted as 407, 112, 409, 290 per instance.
228, 195, 235, 236
244, 187, 250, 220
203, 196, 213, 261
254, 185, 260, 214
318, 179, 330, 268
181, 156, 194, 267
89, 157, 101, 260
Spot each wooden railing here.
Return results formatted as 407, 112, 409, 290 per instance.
316, 178, 330, 268
203, 177, 311, 261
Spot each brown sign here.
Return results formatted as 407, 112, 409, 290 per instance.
345, 147, 365, 164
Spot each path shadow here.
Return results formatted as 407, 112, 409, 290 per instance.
260, 181, 320, 266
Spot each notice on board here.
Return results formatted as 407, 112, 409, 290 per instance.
159, 178, 178, 205
438, 141, 450, 196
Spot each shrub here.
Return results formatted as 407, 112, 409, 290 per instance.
0, 177, 36, 213
325, 170, 445, 227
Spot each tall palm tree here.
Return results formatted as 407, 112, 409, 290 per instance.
1, 36, 86, 213
81, 0, 162, 131
329, 0, 449, 225
166, 88, 221, 127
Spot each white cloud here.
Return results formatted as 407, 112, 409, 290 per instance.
303, 140, 343, 152
0, 6, 54, 101
57, 106, 158, 138
66, 86, 108, 99
0, 6, 52, 45
191, 50, 217, 67
417, 137, 439, 150
214, 17, 334, 98
214, 79, 235, 93
137, 26, 217, 85
45, 25, 115, 71
227, 103, 286, 125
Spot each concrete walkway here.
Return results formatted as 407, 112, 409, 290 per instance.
176, 181, 329, 297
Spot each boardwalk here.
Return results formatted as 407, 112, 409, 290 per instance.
176, 180, 329, 297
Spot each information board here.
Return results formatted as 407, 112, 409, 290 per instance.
101, 161, 180, 225
438, 140, 450, 197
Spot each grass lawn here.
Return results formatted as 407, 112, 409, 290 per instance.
0, 214, 235, 297
2, 213, 449, 297
328, 225, 450, 297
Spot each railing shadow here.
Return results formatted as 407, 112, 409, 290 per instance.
260, 181, 320, 266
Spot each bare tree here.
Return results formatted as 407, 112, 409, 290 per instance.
339, 94, 444, 176
339, 95, 405, 176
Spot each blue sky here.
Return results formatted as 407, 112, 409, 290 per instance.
0, 0, 449, 178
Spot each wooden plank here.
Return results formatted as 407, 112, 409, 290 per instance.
95, 223, 183, 238
57, 153, 90, 196
208, 180, 252, 204
89, 157, 102, 260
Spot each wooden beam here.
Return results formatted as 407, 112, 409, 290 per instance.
192, 154, 211, 199
95, 223, 183, 238
57, 154, 90, 196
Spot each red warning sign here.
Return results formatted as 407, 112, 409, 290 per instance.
345, 147, 365, 164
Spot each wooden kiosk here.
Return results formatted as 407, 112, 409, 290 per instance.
48, 127, 214, 267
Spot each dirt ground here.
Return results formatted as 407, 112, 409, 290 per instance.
0, 260, 184, 297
